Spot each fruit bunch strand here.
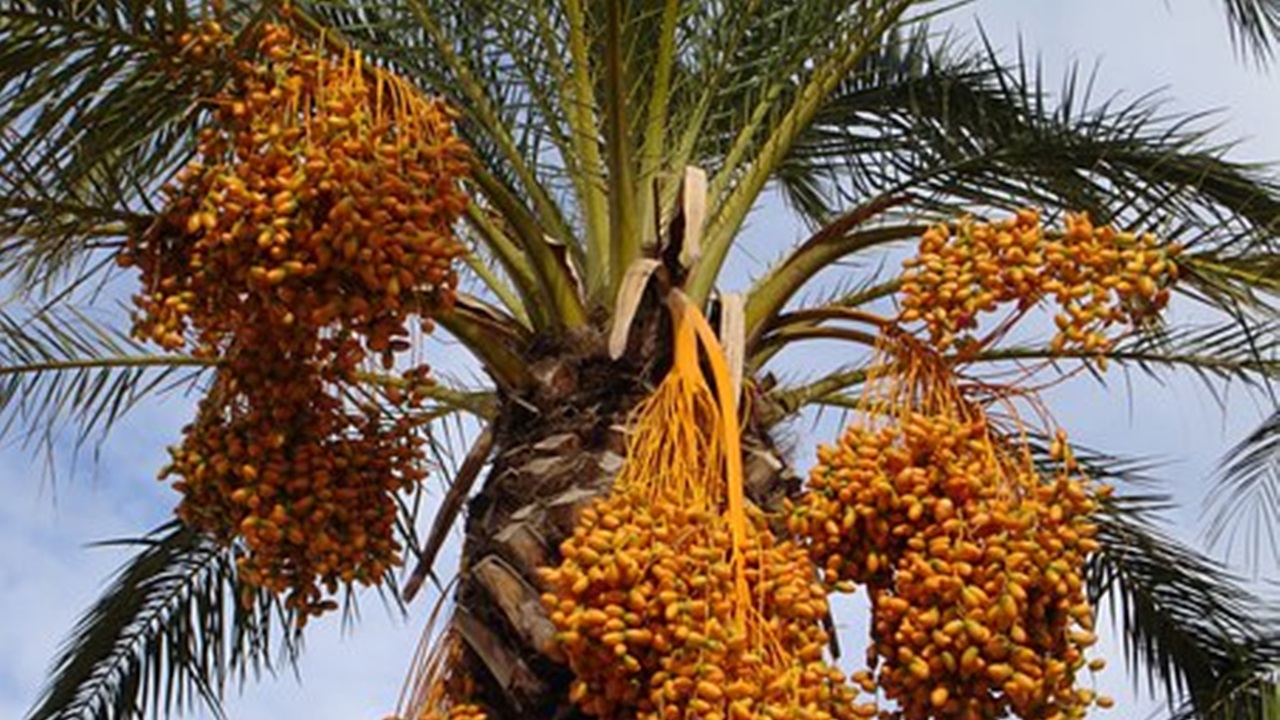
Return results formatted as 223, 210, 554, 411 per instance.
542, 292, 867, 720
120, 18, 469, 618
792, 337, 1108, 720
389, 627, 485, 720
899, 210, 1179, 355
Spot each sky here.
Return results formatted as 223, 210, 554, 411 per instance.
1, 2, 1278, 719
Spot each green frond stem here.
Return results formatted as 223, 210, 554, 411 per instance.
400, 0, 573, 247
468, 166, 588, 330
751, 280, 906, 368
758, 324, 1275, 422
771, 306, 894, 331
763, 366, 870, 422
753, 306, 893, 368
0, 219, 131, 248
0, 354, 495, 421
744, 220, 924, 346
0, 198, 148, 228
0, 354, 214, 377
754, 326, 882, 362
519, 1, 608, 303
460, 204, 537, 326
964, 345, 1280, 381
1183, 254, 1280, 297
689, 1, 920, 306
459, 252, 530, 330
352, 371, 497, 420
560, 0, 611, 301
603, 0, 639, 294
838, 278, 904, 309
431, 300, 535, 392
635, 0, 682, 252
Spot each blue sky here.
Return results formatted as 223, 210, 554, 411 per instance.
2, 2, 1277, 719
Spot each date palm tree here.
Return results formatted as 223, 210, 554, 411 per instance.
2, 1, 1279, 719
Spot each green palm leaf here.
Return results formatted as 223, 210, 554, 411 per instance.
1092, 494, 1280, 719
0, 1, 275, 288
26, 521, 303, 720
1221, 0, 1280, 62
764, 314, 1279, 418
0, 304, 212, 460
779, 31, 1280, 247
974, 319, 1279, 386
1206, 410, 1280, 574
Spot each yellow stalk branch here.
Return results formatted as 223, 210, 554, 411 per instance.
675, 292, 750, 610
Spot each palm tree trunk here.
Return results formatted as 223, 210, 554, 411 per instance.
447, 334, 799, 720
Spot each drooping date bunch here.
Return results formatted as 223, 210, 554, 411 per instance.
540, 298, 872, 720
899, 210, 1179, 354
120, 19, 469, 363
161, 343, 427, 616
792, 340, 1111, 720
544, 492, 869, 720
119, 17, 470, 618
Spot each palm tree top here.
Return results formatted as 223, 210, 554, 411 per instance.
1, 2, 1278, 720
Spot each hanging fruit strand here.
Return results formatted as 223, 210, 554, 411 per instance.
543, 290, 864, 720
898, 210, 1179, 358
390, 628, 485, 720
120, 18, 470, 620
785, 204, 1186, 719
794, 333, 1110, 719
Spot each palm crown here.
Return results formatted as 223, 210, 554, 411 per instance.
2, 1, 1279, 719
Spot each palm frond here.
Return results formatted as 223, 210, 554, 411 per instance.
1168, 669, 1280, 720
0, 131, 148, 290
689, 0, 943, 303
26, 521, 303, 720
1179, 252, 1280, 319
1220, 0, 1280, 63
1092, 493, 1280, 719
760, 313, 1278, 420
0, 303, 212, 460
967, 318, 1280, 390
1205, 410, 1280, 575
780, 30, 1280, 260
0, 1, 262, 292
301, 1, 577, 240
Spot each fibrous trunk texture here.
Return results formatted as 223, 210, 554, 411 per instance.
448, 333, 798, 720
